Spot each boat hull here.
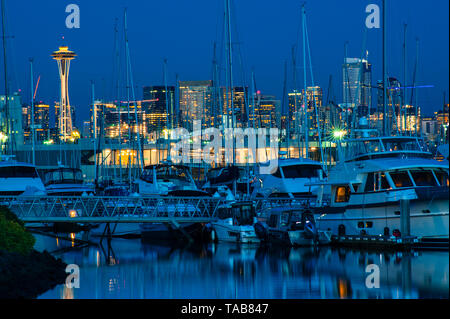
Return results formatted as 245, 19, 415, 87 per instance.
316, 198, 449, 239
211, 222, 260, 244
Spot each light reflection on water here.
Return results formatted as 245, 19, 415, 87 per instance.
34, 234, 449, 299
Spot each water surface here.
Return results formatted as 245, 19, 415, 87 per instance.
34, 234, 449, 299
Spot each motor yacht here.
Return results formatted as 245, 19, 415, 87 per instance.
0, 159, 46, 196
133, 163, 210, 197
43, 167, 94, 196
314, 136, 449, 240
208, 201, 260, 244
253, 158, 325, 201
255, 208, 332, 246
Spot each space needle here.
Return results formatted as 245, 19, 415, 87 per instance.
51, 46, 76, 141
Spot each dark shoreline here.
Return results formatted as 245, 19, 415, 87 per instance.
0, 248, 67, 299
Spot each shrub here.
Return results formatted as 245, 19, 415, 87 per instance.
0, 207, 35, 255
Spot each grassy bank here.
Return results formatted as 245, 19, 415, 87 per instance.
0, 207, 67, 299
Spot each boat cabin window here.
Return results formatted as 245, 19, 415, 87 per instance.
0, 166, 38, 178
389, 171, 414, 188
410, 170, 438, 187
364, 172, 391, 192
434, 170, 449, 187
335, 186, 350, 203
232, 204, 255, 226
382, 139, 420, 152
281, 165, 321, 179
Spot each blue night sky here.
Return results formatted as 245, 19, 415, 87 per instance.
1, 0, 449, 127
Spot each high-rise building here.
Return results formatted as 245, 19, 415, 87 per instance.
250, 94, 280, 128
142, 86, 174, 133
0, 92, 23, 147
343, 57, 372, 118
52, 46, 76, 141
23, 102, 50, 142
179, 81, 213, 130
305, 86, 323, 132
90, 101, 145, 142
221, 86, 248, 128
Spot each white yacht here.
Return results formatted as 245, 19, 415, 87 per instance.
314, 136, 449, 240
43, 167, 94, 196
253, 158, 325, 200
209, 201, 260, 244
0, 159, 46, 196
133, 163, 209, 197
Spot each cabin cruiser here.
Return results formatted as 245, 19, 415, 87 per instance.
314, 136, 449, 240
208, 201, 260, 244
252, 158, 325, 201
202, 165, 254, 196
255, 208, 332, 246
43, 167, 94, 196
133, 163, 210, 197
0, 159, 46, 196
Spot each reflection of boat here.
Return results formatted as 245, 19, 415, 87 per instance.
255, 208, 332, 246
43, 167, 94, 196
0, 159, 46, 196
133, 164, 210, 197
315, 136, 449, 239
253, 159, 325, 200
209, 201, 260, 244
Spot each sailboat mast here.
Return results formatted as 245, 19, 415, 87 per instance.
30, 58, 35, 166
301, 4, 308, 159
1, 0, 10, 155
163, 58, 171, 161
225, 0, 235, 165
382, 0, 388, 136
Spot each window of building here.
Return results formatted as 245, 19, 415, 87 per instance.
335, 186, 351, 203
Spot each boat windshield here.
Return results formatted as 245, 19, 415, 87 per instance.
233, 204, 255, 226
281, 165, 322, 179
142, 165, 191, 183
0, 166, 39, 178
44, 168, 83, 185
341, 137, 429, 162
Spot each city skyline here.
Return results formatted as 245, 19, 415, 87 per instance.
0, 0, 448, 129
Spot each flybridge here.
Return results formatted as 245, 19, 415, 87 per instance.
338, 136, 433, 162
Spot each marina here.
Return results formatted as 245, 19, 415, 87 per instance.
0, 0, 448, 303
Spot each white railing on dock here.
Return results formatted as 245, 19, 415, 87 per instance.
0, 195, 313, 223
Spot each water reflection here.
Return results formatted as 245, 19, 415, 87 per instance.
34, 235, 449, 299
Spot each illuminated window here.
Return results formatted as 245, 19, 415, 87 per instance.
335, 186, 350, 203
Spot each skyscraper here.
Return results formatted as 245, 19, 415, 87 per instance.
343, 57, 372, 118
179, 81, 213, 130
142, 86, 174, 133
51, 46, 76, 141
